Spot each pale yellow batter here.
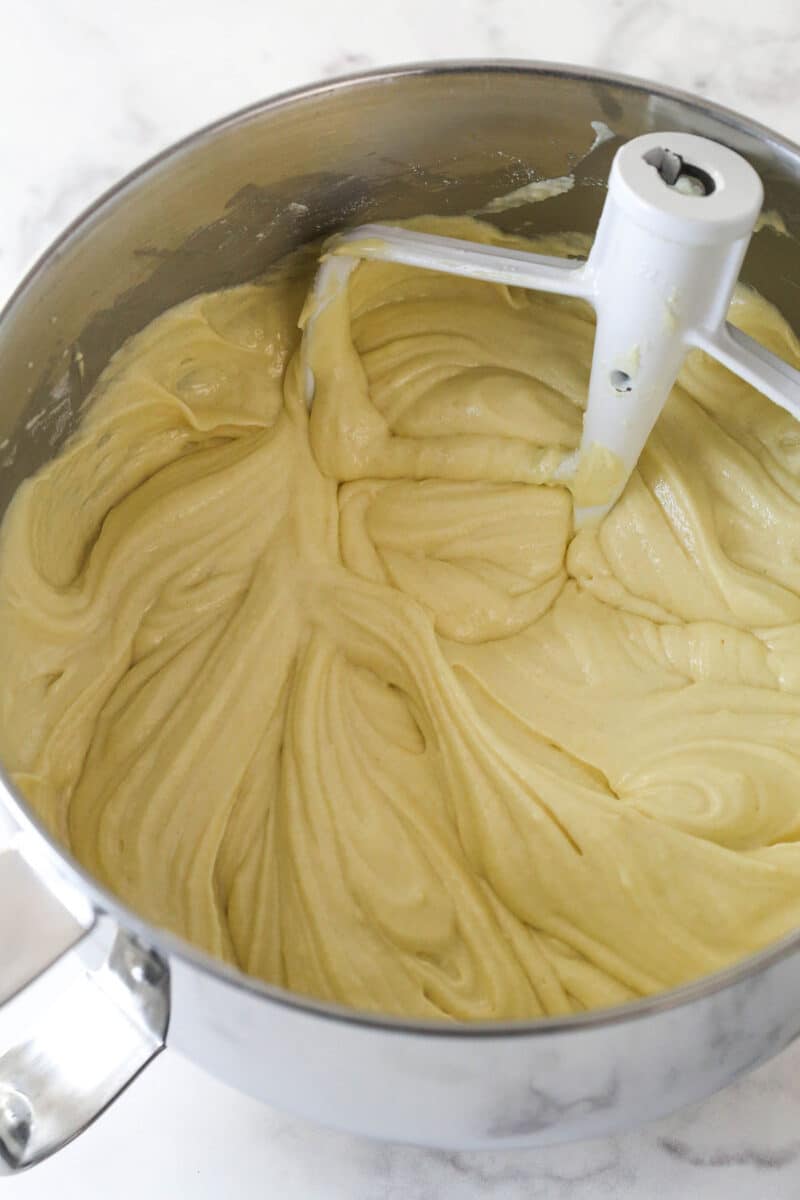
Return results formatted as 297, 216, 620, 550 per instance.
3, 216, 800, 1020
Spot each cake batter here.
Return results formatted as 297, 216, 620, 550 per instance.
2, 216, 800, 1020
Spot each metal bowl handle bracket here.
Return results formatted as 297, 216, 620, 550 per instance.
0, 831, 169, 1171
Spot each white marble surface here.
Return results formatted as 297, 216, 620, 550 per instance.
3, 0, 800, 1196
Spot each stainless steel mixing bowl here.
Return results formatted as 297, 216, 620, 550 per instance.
1, 62, 800, 1171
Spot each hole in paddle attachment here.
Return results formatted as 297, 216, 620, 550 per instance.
643, 147, 716, 196
610, 369, 633, 393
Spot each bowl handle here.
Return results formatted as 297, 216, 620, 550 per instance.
0, 834, 168, 1171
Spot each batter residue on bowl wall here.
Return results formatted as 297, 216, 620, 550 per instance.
2, 216, 800, 1020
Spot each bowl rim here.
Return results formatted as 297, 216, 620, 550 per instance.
3, 57, 800, 1039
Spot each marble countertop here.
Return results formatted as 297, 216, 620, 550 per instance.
3, 0, 800, 1196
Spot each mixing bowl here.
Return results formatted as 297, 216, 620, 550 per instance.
1, 62, 800, 1171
